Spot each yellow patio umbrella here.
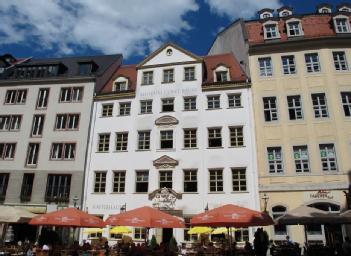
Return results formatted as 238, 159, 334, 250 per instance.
110, 226, 132, 235
212, 227, 236, 235
187, 226, 212, 235
83, 228, 103, 235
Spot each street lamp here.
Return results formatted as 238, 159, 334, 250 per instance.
262, 193, 269, 213
120, 203, 127, 213
73, 195, 79, 209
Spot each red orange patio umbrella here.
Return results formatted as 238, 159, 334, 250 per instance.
29, 208, 105, 228
191, 204, 273, 228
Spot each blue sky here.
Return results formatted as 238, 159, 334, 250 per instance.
0, 0, 347, 64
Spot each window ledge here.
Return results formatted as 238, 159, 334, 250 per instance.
110, 192, 126, 194
90, 192, 106, 195
157, 148, 176, 152
25, 165, 38, 168
183, 192, 199, 194
182, 148, 199, 150
132, 192, 149, 194
113, 150, 128, 153
227, 106, 243, 109
138, 113, 153, 115
95, 151, 109, 153
183, 109, 198, 112
135, 149, 151, 152
208, 192, 225, 194
206, 108, 222, 111
160, 111, 175, 113
183, 79, 197, 82
100, 116, 113, 118
161, 81, 175, 84
117, 115, 131, 117
207, 147, 224, 149
228, 146, 246, 149
230, 191, 249, 194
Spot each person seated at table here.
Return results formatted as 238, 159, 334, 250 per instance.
244, 241, 254, 256
82, 240, 91, 251
285, 236, 294, 246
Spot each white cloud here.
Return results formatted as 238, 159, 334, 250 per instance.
205, 0, 282, 19
0, 0, 198, 57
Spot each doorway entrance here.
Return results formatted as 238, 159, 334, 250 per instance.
162, 228, 173, 244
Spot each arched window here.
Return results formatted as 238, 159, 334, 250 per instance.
272, 205, 287, 236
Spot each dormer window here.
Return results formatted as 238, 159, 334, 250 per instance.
263, 22, 280, 40
214, 65, 230, 82
113, 77, 129, 92
321, 8, 331, 13
262, 13, 271, 19
338, 5, 351, 12
259, 9, 274, 19
281, 11, 290, 17
340, 7, 351, 12
333, 16, 351, 33
78, 61, 97, 75
278, 7, 293, 17
286, 19, 303, 37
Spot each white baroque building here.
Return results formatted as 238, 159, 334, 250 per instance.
83, 43, 260, 243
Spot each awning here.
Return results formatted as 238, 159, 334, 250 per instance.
0, 206, 37, 223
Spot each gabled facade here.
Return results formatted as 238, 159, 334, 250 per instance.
83, 43, 259, 243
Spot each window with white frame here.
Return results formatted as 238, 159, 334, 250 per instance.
305, 53, 321, 73
183, 169, 197, 192
287, 95, 303, 120
311, 93, 329, 118
113, 171, 125, 193
134, 228, 146, 240
232, 168, 247, 192
50, 143, 76, 160
159, 170, 172, 189
334, 17, 350, 33
267, 147, 283, 174
184, 128, 197, 148
215, 71, 228, 82
293, 146, 310, 173
4, 89, 27, 105
207, 95, 220, 109
333, 51, 348, 71
94, 171, 107, 193
264, 24, 279, 39
184, 67, 195, 81
0, 143, 16, 160
135, 170, 149, 192
97, 134, 110, 152
0, 115, 21, 131
258, 57, 273, 76
234, 229, 249, 242
229, 127, 244, 147
272, 206, 288, 236
115, 132, 128, 151
287, 21, 302, 37
55, 114, 79, 130
36, 88, 49, 109
31, 115, 45, 137
208, 128, 222, 148
319, 144, 338, 171
138, 131, 151, 150
101, 104, 113, 117
163, 69, 174, 83
209, 169, 223, 192
142, 71, 153, 85
282, 55, 296, 74
26, 143, 40, 166
140, 100, 152, 114
160, 130, 173, 149
263, 97, 278, 122
184, 96, 196, 111
119, 102, 131, 116
341, 92, 351, 117
59, 87, 83, 102
161, 98, 174, 112
228, 94, 241, 108
113, 80, 128, 92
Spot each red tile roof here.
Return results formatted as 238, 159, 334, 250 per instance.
100, 64, 137, 93
203, 53, 247, 84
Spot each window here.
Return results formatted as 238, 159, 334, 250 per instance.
31, 115, 45, 137
293, 146, 310, 173
0, 143, 16, 160
20, 173, 34, 202
184, 67, 195, 81
287, 95, 303, 120
161, 98, 174, 112
134, 228, 146, 240
160, 130, 173, 149
263, 97, 278, 121
229, 127, 244, 147
333, 51, 348, 71
207, 95, 220, 109
140, 100, 152, 114
159, 170, 172, 189
234, 228, 249, 242
287, 22, 302, 36
319, 144, 338, 171
4, 89, 27, 104
209, 169, 223, 192
282, 56, 296, 74
138, 131, 151, 150
215, 71, 228, 82
184, 218, 197, 241
208, 128, 222, 148
0, 115, 21, 131
98, 134, 110, 152
184, 96, 196, 111
55, 114, 79, 130
113, 171, 125, 193
258, 57, 273, 76
0, 174, 9, 201
78, 63, 93, 75
113, 81, 128, 92
228, 94, 241, 108
311, 93, 329, 118
59, 87, 83, 102
94, 172, 107, 193
163, 69, 174, 83
341, 92, 351, 116
119, 102, 131, 116
305, 53, 320, 73
264, 24, 279, 39
50, 143, 76, 160
135, 171, 149, 193
272, 206, 288, 236
142, 71, 153, 85
102, 104, 113, 117
115, 132, 128, 151
36, 88, 49, 108
335, 18, 350, 33
45, 174, 71, 202
26, 143, 40, 166
184, 129, 197, 149
232, 168, 247, 192
184, 170, 197, 192
267, 147, 283, 174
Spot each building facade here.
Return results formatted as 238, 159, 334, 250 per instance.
209, 4, 351, 244
83, 43, 260, 243
0, 54, 121, 240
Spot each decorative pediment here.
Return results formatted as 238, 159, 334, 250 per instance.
153, 155, 178, 169
155, 115, 179, 126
